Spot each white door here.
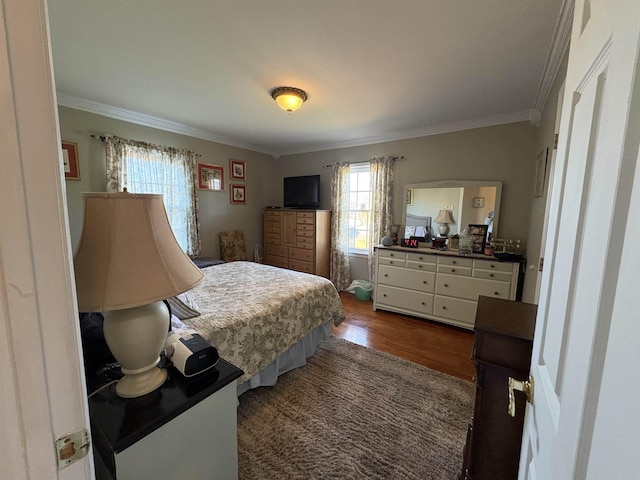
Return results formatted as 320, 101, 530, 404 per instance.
519, 1, 640, 478
0, 0, 93, 478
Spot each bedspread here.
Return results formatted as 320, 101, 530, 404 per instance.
183, 261, 345, 382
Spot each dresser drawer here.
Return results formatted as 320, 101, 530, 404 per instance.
433, 296, 477, 327
265, 254, 288, 268
289, 259, 314, 274
296, 216, 315, 225
290, 247, 314, 262
378, 265, 435, 293
264, 211, 281, 221
472, 270, 513, 282
438, 256, 473, 268
296, 238, 315, 250
264, 224, 280, 234
378, 249, 406, 260
296, 211, 316, 220
264, 232, 281, 244
436, 274, 511, 301
376, 285, 433, 315
473, 259, 514, 272
406, 252, 437, 264
296, 229, 315, 238
407, 261, 437, 272
296, 223, 315, 232
265, 244, 288, 257
437, 265, 472, 276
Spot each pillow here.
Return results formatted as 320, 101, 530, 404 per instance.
166, 292, 201, 320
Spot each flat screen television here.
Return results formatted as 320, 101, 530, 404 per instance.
283, 175, 320, 209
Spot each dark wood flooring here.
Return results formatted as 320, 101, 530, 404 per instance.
332, 292, 475, 381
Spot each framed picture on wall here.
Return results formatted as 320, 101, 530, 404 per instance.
230, 184, 246, 204
468, 224, 489, 254
197, 163, 225, 191
406, 188, 413, 205
62, 141, 80, 180
230, 159, 246, 180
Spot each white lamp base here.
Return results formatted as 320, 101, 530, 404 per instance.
103, 301, 170, 398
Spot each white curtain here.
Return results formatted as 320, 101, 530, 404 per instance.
105, 135, 201, 257
367, 156, 394, 280
330, 162, 351, 291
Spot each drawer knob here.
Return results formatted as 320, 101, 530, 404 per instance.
452, 260, 457, 264
384, 274, 388, 277
490, 264, 495, 269
389, 261, 394, 264
422, 281, 427, 284
419, 265, 423, 269
421, 302, 425, 306
494, 291, 500, 295
383, 294, 387, 297
490, 273, 494, 277
451, 269, 456, 272
419, 256, 423, 260
442, 306, 447, 310
444, 284, 449, 287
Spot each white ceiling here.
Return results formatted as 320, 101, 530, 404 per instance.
47, 0, 567, 158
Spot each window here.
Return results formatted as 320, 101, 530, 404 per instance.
105, 136, 200, 256
347, 162, 372, 254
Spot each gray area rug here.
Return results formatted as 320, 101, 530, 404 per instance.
237, 336, 475, 480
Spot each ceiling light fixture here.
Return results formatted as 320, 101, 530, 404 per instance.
271, 86, 308, 114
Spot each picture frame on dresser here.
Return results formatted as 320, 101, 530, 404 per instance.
447, 234, 459, 251
468, 224, 489, 254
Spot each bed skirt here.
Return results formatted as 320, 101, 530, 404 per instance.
236, 320, 332, 396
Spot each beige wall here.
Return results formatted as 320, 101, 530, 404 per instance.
275, 122, 539, 281
521, 51, 570, 303
59, 106, 276, 259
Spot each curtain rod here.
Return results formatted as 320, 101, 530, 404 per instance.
322, 156, 405, 168
90, 134, 202, 157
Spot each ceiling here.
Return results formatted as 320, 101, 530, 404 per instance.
47, 0, 568, 158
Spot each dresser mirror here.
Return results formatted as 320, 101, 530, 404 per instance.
403, 180, 502, 240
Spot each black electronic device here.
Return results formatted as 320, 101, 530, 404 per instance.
283, 175, 320, 209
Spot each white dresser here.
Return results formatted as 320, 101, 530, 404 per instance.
373, 246, 520, 330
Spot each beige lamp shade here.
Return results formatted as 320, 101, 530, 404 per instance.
73, 192, 203, 312
434, 209, 455, 224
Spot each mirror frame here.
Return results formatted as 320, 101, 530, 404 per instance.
403, 180, 503, 239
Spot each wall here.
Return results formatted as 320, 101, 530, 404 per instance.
275, 121, 539, 281
59, 107, 276, 259
521, 50, 569, 304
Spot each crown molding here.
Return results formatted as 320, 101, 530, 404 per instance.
533, 0, 574, 114
275, 110, 537, 157
58, 94, 537, 159
56, 93, 273, 156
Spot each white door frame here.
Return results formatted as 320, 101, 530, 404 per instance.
0, 0, 93, 478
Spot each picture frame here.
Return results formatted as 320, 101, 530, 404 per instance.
447, 234, 460, 251
468, 224, 489, 254
230, 159, 246, 181
62, 141, 80, 180
197, 163, 225, 191
230, 184, 246, 204
534, 147, 549, 197
406, 188, 413, 205
472, 197, 485, 208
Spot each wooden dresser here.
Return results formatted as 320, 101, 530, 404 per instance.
461, 295, 537, 480
263, 208, 331, 278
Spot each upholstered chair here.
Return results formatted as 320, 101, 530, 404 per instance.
218, 230, 247, 262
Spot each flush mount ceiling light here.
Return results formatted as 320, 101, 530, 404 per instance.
271, 86, 308, 113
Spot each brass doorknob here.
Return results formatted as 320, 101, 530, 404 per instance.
508, 375, 533, 417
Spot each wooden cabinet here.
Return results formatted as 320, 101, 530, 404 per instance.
373, 246, 520, 330
461, 296, 537, 480
263, 209, 331, 278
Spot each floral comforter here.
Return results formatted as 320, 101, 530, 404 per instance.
184, 261, 345, 382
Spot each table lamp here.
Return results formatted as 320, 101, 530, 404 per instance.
434, 209, 455, 237
74, 192, 204, 398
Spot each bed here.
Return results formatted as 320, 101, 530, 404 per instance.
181, 261, 345, 395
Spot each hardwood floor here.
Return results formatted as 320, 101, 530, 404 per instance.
332, 292, 476, 381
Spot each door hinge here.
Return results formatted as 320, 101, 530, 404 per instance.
553, 133, 559, 149
539, 257, 544, 272
56, 428, 90, 470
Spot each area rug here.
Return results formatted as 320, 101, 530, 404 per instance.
237, 336, 475, 480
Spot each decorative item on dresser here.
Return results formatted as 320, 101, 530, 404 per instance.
373, 246, 520, 330
263, 208, 331, 278
461, 296, 537, 480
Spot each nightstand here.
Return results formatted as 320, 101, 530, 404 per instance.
89, 359, 243, 480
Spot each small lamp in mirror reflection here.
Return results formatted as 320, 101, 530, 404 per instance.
390, 224, 401, 244
73, 192, 204, 398
434, 209, 455, 237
